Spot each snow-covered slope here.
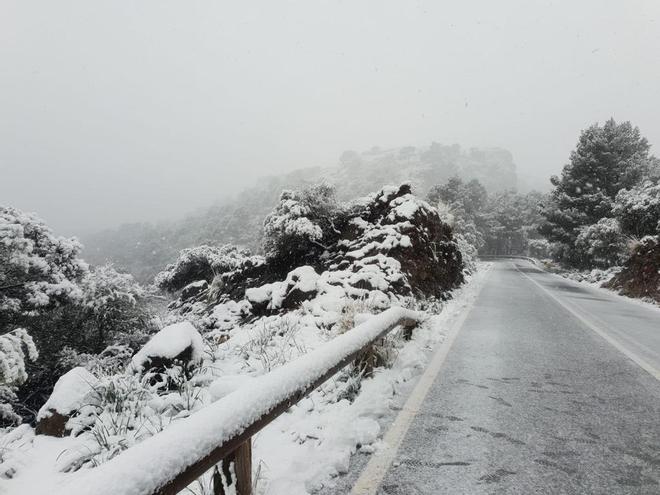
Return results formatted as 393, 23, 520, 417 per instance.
0, 266, 491, 495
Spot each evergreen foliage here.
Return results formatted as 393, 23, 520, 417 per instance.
539, 119, 654, 267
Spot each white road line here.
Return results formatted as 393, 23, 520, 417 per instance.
350, 270, 489, 495
513, 263, 660, 382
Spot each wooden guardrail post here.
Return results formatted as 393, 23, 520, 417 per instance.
213, 439, 252, 495
402, 319, 416, 341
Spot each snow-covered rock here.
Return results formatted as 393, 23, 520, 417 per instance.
36, 367, 99, 437
130, 321, 204, 373
245, 266, 320, 314
281, 266, 320, 309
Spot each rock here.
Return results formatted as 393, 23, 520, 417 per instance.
181, 280, 209, 300
604, 236, 660, 303
35, 411, 69, 437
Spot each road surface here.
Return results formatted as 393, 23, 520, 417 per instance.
343, 259, 660, 494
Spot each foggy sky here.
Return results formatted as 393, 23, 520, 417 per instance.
2, 1, 660, 236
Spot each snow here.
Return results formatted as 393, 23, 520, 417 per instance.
36, 367, 99, 420
285, 266, 319, 294
0, 328, 37, 388
246, 285, 276, 305
388, 194, 422, 221
209, 375, 255, 401
130, 322, 204, 371
50, 307, 420, 495
245, 266, 320, 311
1, 265, 491, 495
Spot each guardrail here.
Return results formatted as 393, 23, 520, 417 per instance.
55, 307, 421, 495
478, 254, 538, 264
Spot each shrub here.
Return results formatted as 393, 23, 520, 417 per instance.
262, 183, 343, 264
155, 245, 256, 293
574, 218, 626, 268
613, 180, 660, 238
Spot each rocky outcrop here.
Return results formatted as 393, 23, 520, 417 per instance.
604, 236, 660, 303
173, 184, 464, 327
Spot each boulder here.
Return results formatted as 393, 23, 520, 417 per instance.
130, 321, 204, 373
36, 367, 99, 437
280, 266, 319, 310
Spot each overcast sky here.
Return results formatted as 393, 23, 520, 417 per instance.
2, 0, 660, 235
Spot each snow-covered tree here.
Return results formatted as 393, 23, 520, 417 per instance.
77, 264, 151, 351
0, 206, 155, 420
427, 177, 487, 252
539, 119, 654, 266
481, 190, 544, 255
574, 218, 626, 268
0, 206, 88, 328
0, 328, 38, 424
427, 177, 487, 218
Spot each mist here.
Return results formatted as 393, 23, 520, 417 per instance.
2, 0, 660, 235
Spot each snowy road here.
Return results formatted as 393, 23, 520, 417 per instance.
341, 259, 660, 494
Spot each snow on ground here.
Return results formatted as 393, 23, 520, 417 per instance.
0, 265, 491, 495
538, 260, 660, 309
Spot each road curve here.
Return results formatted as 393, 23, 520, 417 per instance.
355, 259, 660, 494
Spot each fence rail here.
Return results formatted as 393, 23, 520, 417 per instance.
478, 254, 538, 264
55, 307, 420, 495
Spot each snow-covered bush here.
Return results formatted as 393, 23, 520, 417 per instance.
0, 206, 154, 422
57, 344, 135, 376
0, 206, 87, 325
528, 238, 552, 259
613, 180, 660, 238
77, 265, 151, 351
435, 200, 481, 273
263, 183, 343, 265
0, 329, 38, 425
155, 245, 258, 293
427, 178, 487, 256
574, 218, 626, 268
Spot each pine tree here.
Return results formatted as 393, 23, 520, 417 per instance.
539, 119, 653, 267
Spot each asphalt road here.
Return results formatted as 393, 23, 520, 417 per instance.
349, 260, 660, 494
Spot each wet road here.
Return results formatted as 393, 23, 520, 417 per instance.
355, 260, 660, 494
